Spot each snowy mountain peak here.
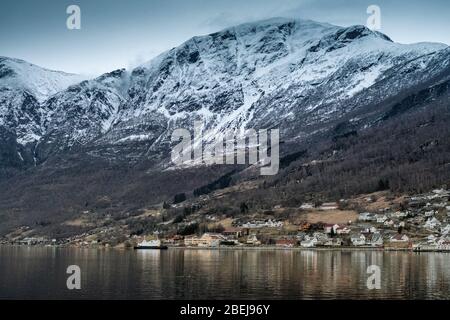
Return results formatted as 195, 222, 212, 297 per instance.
220, 17, 337, 35
0, 56, 87, 102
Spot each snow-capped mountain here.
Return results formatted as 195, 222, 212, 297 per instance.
93, 18, 449, 163
0, 57, 87, 171
0, 57, 86, 145
0, 57, 86, 102
1, 18, 450, 172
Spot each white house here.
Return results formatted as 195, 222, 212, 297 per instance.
336, 226, 351, 235
392, 211, 408, 218
424, 211, 435, 218
384, 220, 395, 227
324, 238, 343, 247
301, 237, 317, 248
390, 234, 409, 242
300, 203, 314, 210
246, 234, 261, 246
424, 217, 442, 230
359, 212, 374, 222
351, 234, 366, 246
319, 202, 339, 211
375, 214, 388, 223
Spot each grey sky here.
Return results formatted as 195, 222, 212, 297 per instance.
0, 0, 448, 75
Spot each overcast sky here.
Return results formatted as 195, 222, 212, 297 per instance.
1, 0, 449, 75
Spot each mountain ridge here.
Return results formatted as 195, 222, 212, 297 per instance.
1, 20, 449, 162
1, 18, 449, 174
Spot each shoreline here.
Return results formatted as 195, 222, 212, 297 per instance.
167, 245, 386, 251
0, 244, 411, 252
3, 244, 450, 253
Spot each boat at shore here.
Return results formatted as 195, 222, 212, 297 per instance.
134, 239, 168, 250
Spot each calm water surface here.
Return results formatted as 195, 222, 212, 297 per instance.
1, 246, 450, 299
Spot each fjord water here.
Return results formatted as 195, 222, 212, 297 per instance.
1, 246, 450, 299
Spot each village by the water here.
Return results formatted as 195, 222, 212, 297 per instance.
3, 188, 450, 252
